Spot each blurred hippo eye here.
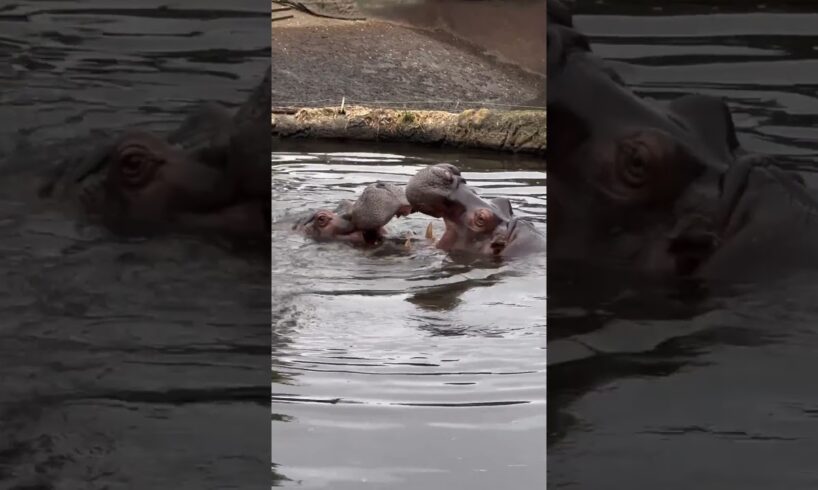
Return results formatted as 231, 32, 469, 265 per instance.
617, 141, 651, 188
315, 214, 331, 227
471, 208, 498, 232
115, 143, 162, 188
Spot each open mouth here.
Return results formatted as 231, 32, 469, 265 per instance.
665, 160, 757, 275
489, 219, 517, 255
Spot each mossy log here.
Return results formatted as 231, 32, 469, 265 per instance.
271, 106, 546, 154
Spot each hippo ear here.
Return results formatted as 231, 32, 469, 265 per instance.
437, 163, 462, 176
432, 164, 465, 184
668, 95, 739, 159
491, 197, 514, 219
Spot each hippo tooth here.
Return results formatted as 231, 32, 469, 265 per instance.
425, 222, 435, 241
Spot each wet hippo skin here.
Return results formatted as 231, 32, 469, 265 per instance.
547, 0, 818, 280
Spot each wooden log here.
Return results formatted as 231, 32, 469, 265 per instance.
271, 106, 546, 155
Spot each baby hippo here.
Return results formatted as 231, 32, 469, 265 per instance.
406, 163, 544, 257
349, 182, 411, 243
293, 200, 361, 243
294, 182, 411, 245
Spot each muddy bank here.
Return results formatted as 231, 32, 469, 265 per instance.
271, 1, 545, 151
271, 2, 544, 110
272, 106, 546, 154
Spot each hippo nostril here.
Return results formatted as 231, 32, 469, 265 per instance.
490, 239, 506, 255
667, 228, 720, 276
668, 231, 718, 254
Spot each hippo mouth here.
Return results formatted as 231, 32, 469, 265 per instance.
487, 217, 521, 256
406, 164, 519, 254
664, 165, 750, 276
666, 155, 810, 275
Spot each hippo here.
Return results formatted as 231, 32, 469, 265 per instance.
292, 182, 412, 245
546, 1, 818, 280
405, 163, 545, 257
38, 65, 272, 243
349, 182, 412, 242
292, 200, 361, 243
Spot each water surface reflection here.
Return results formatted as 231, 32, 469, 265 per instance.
549, 4, 818, 489
0, 2, 270, 487
272, 148, 546, 489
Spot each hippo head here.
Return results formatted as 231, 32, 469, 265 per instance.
406, 163, 540, 257
78, 130, 234, 235
545, 3, 818, 281
294, 182, 413, 246
292, 200, 360, 242
545, 11, 770, 276
349, 182, 411, 241
406, 164, 507, 228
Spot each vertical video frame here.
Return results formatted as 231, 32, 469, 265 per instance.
272, 0, 547, 488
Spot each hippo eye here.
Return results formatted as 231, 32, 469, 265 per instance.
471, 208, 498, 232
618, 141, 651, 188
315, 214, 331, 227
115, 144, 162, 188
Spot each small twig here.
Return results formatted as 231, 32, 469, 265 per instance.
272, 14, 294, 22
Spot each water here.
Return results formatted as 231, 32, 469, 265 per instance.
271, 145, 547, 489
0, 2, 270, 488
549, 4, 818, 489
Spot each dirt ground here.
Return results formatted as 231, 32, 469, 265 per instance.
271, 1, 546, 112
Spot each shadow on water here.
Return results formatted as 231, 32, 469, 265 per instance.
271, 144, 546, 489
0, 1, 273, 488
549, 2, 818, 489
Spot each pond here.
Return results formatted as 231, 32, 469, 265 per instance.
271, 143, 546, 489
549, 3, 818, 489
0, 2, 270, 488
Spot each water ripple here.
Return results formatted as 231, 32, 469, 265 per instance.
271, 149, 546, 489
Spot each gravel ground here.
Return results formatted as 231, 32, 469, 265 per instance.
272, 1, 545, 111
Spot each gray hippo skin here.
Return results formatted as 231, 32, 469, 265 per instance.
292, 200, 360, 243
405, 163, 545, 257
349, 182, 411, 243
39, 65, 272, 242
546, 1, 818, 280
293, 182, 412, 245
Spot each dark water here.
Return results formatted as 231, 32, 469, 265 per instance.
549, 4, 818, 489
0, 2, 270, 488
271, 147, 546, 489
